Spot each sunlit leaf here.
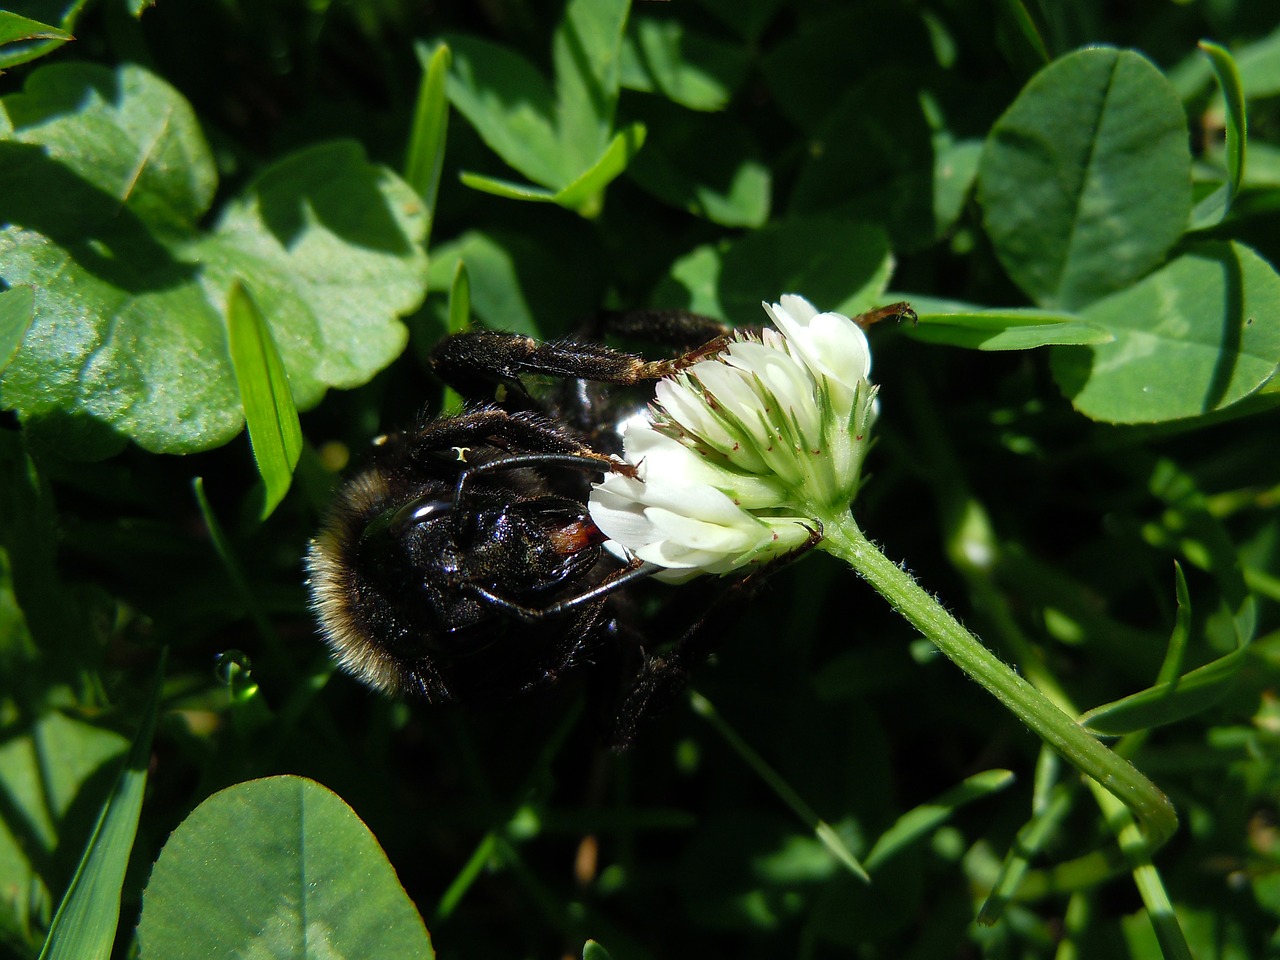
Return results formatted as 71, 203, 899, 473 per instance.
979, 48, 1192, 310
656, 218, 892, 323
1052, 241, 1280, 422
0, 284, 35, 375
0, 63, 426, 457
137, 776, 434, 960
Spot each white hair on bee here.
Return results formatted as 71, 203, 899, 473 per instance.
305, 468, 422, 698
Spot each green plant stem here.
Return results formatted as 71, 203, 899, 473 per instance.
1088, 780, 1193, 960
821, 512, 1178, 849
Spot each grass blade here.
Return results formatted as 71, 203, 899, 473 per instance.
864, 769, 1015, 872
405, 41, 451, 240
690, 691, 869, 882
440, 260, 472, 415
226, 281, 303, 520
1193, 39, 1247, 226
37, 654, 166, 960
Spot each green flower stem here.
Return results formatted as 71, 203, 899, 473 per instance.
820, 512, 1178, 850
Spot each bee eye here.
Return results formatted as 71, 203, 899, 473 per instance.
390, 497, 452, 532
363, 496, 452, 544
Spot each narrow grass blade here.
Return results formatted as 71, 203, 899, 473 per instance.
1156, 562, 1193, 684
37, 654, 166, 960
405, 41, 451, 238
996, 0, 1050, 65
1081, 564, 1248, 735
440, 261, 472, 415
864, 769, 1015, 872
432, 832, 497, 924
690, 691, 869, 882
192, 477, 286, 669
1192, 39, 1247, 227
226, 281, 303, 520
1079, 645, 1247, 736
977, 781, 1077, 925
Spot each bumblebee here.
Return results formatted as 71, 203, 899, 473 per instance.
307, 304, 912, 744
306, 312, 763, 745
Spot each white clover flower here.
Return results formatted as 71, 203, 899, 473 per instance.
589, 294, 880, 580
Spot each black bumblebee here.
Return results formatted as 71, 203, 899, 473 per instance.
307, 304, 908, 745
307, 311, 769, 745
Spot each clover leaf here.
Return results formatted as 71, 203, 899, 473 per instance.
0, 62, 427, 457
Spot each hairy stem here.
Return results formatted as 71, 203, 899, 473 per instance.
820, 511, 1177, 849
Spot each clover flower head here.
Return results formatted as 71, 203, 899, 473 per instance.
589, 295, 880, 581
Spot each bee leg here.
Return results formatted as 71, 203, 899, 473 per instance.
402, 407, 598, 457
463, 560, 659, 622
581, 308, 732, 348
429, 329, 732, 403
608, 523, 824, 750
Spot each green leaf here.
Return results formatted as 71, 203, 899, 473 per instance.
426, 230, 598, 338
655, 218, 893, 323
0, 63, 426, 457
1051, 241, 1280, 423
37, 658, 164, 960
137, 776, 434, 960
447, 260, 471, 337
902, 307, 1111, 351
0, 284, 35, 375
760, 6, 933, 132
0, 5, 84, 69
627, 99, 770, 227
0, 711, 129, 948
446, 35, 563, 188
0, 12, 72, 45
446, 0, 637, 215
459, 120, 644, 219
978, 48, 1192, 310
932, 139, 983, 240
863, 770, 1015, 872
0, 435, 97, 675
226, 282, 303, 521
619, 17, 749, 111
1234, 23, 1280, 99
553, 0, 629, 171
1155, 563, 1193, 686
583, 941, 615, 960
1191, 40, 1247, 228
404, 41, 452, 237
553, 122, 645, 217
1080, 647, 1248, 736
458, 171, 559, 202
790, 72, 936, 251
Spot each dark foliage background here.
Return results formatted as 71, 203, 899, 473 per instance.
1, 0, 1279, 958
